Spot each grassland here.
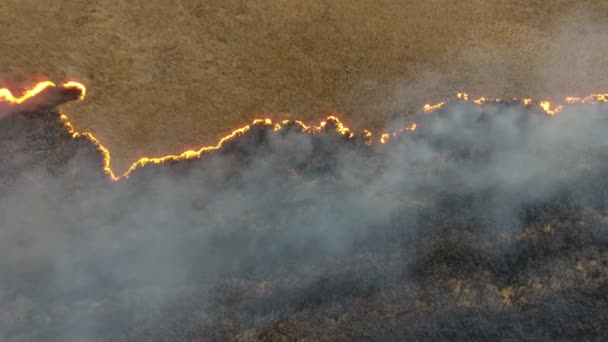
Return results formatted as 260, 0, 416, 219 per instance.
2, 0, 608, 172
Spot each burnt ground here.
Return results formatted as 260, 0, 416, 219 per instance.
2, 102, 608, 341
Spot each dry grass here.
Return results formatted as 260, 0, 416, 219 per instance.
2, 0, 608, 172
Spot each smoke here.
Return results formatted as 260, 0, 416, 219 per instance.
1, 101, 608, 341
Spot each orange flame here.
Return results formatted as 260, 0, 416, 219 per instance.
62, 81, 87, 100
423, 102, 446, 113
363, 130, 373, 145
380, 133, 391, 144
60, 114, 114, 179
0, 81, 57, 104
457, 93, 469, 101
565, 94, 608, 104
3, 81, 608, 182
421, 92, 608, 116
539, 101, 563, 116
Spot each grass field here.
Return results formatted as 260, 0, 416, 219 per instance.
2, 0, 608, 172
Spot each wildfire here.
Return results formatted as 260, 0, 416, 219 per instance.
2, 81, 608, 182
565, 94, 608, 104
457, 93, 469, 101
0, 81, 57, 104
62, 81, 87, 100
420, 92, 608, 116
379, 123, 417, 144
363, 130, 373, 145
60, 114, 114, 179
423, 102, 446, 113
539, 101, 563, 116
319, 115, 355, 138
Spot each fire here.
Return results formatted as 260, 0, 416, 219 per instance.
0, 81, 57, 104
539, 101, 563, 116
421, 92, 606, 116
60, 114, 114, 179
363, 130, 373, 145
423, 102, 446, 113
457, 93, 469, 101
320, 115, 355, 137
379, 123, 417, 144
565, 94, 608, 104
62, 81, 87, 100
2, 81, 608, 182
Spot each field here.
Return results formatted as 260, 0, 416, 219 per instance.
3, 2, 608, 340
2, 1, 608, 172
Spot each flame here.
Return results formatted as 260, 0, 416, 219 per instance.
62, 81, 87, 100
60, 114, 115, 179
539, 101, 563, 116
565, 94, 608, 104
473, 97, 488, 105
362, 130, 373, 145
423, 102, 446, 113
0, 81, 57, 104
421, 92, 604, 116
457, 93, 469, 101
3, 81, 608, 182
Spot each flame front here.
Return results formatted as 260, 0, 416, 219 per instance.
62, 81, 87, 100
423, 102, 446, 113
565, 94, 608, 104
421, 92, 608, 116
2, 81, 608, 182
0, 81, 57, 104
539, 101, 563, 116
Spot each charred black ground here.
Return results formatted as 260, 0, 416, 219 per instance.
2, 103, 608, 341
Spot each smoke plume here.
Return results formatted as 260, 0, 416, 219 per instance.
1, 98, 608, 341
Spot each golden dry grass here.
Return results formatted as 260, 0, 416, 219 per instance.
2, 0, 608, 173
